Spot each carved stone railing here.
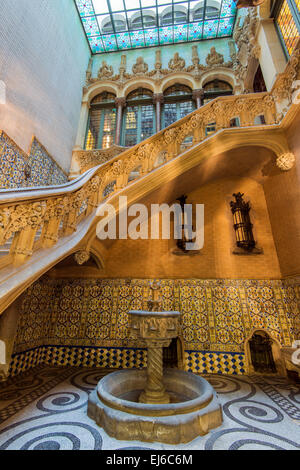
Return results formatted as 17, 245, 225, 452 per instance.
71, 144, 129, 176
0, 45, 299, 268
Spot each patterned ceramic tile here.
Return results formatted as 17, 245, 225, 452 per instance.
9, 278, 299, 378
0, 132, 67, 189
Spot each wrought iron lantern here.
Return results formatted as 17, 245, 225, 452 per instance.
176, 195, 194, 253
230, 192, 256, 252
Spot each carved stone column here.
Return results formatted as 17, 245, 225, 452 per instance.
139, 339, 171, 404
192, 89, 204, 109
129, 309, 181, 405
115, 97, 126, 146
153, 93, 164, 133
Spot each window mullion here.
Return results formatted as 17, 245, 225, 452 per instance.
98, 109, 105, 149
137, 105, 142, 144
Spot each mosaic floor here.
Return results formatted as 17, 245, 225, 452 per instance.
0, 366, 300, 450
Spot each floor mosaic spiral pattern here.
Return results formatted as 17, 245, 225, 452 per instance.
0, 366, 299, 450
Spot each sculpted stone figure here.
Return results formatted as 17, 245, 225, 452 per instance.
98, 61, 114, 79
168, 52, 185, 71
206, 47, 224, 66
132, 57, 149, 74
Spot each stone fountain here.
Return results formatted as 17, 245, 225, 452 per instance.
88, 282, 223, 444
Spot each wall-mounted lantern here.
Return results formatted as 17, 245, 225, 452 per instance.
174, 195, 198, 254
230, 192, 256, 252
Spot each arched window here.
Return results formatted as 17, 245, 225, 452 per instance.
131, 13, 156, 29
203, 79, 233, 105
193, 6, 219, 20
162, 84, 195, 129
161, 7, 187, 26
122, 88, 155, 147
102, 15, 126, 33
85, 92, 117, 150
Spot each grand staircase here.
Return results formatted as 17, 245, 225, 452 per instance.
0, 46, 299, 316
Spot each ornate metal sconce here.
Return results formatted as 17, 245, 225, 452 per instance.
176, 195, 194, 253
230, 192, 256, 252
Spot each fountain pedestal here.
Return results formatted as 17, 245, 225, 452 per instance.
129, 310, 181, 404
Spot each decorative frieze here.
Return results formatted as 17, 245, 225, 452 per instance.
85, 42, 236, 90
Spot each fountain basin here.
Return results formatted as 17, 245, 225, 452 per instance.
88, 369, 223, 444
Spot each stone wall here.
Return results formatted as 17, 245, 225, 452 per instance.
0, 0, 90, 173
9, 277, 300, 377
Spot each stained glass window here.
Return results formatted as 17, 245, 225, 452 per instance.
162, 84, 195, 128
275, 0, 300, 57
122, 89, 155, 146
203, 79, 232, 104
85, 92, 117, 150
75, 0, 237, 53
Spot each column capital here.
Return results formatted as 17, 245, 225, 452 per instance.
192, 89, 204, 100
153, 93, 164, 105
115, 97, 126, 108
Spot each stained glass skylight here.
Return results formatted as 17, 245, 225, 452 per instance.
75, 0, 237, 54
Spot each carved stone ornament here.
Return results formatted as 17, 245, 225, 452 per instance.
74, 250, 90, 265
206, 47, 224, 66
132, 57, 149, 74
168, 52, 186, 71
276, 153, 296, 171
75, 145, 127, 173
98, 61, 114, 80
234, 0, 265, 7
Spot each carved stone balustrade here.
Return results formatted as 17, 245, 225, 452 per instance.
72, 145, 128, 175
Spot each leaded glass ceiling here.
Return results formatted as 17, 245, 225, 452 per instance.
75, 0, 238, 54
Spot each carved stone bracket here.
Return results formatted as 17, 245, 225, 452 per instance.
74, 250, 90, 265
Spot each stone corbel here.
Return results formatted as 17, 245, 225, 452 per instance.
74, 250, 90, 265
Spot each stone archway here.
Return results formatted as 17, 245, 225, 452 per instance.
244, 329, 286, 376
